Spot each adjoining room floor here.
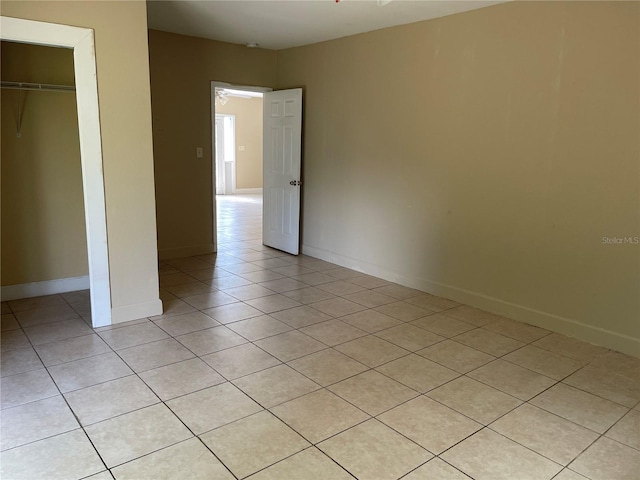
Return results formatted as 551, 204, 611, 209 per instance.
1, 195, 639, 479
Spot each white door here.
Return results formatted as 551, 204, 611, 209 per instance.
263, 88, 302, 255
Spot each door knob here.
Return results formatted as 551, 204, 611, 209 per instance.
289, 180, 302, 186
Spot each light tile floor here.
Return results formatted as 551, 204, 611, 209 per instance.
1, 194, 639, 479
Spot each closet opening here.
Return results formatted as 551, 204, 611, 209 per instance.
1, 16, 111, 327
0, 41, 93, 322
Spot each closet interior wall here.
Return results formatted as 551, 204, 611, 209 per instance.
0, 41, 89, 290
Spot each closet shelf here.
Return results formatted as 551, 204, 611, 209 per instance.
1, 81, 75, 93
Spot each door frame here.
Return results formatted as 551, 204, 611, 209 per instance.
210, 81, 272, 252
1, 17, 112, 326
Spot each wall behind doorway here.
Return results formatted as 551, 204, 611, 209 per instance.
1, 41, 88, 286
216, 96, 263, 191
148, 29, 277, 259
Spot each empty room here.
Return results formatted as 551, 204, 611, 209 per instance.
1, 1, 638, 479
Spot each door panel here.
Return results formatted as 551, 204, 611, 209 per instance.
263, 88, 302, 255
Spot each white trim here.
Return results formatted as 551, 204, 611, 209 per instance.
1, 17, 112, 327
111, 299, 163, 324
158, 244, 216, 260
301, 244, 640, 357
234, 188, 263, 194
211, 81, 273, 94
1, 276, 90, 301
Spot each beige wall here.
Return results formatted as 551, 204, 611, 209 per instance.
1, 1, 161, 322
277, 2, 640, 354
216, 96, 263, 190
148, 29, 276, 258
1, 42, 88, 285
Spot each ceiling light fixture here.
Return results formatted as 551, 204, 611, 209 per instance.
215, 90, 229, 106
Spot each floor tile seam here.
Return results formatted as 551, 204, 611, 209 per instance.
106, 336, 206, 378
357, 413, 441, 456
152, 320, 225, 339
558, 373, 639, 409
46, 369, 136, 396
283, 353, 370, 387
401, 456, 470, 480
103, 436, 239, 480
369, 329, 449, 352
91, 320, 153, 336
485, 423, 597, 469
5, 299, 68, 315
455, 362, 561, 402
1, 318, 43, 356
447, 328, 548, 360
528, 342, 611, 364
166, 395, 266, 438
222, 443, 314, 480
97, 433, 197, 472
161, 285, 220, 297
216, 289, 280, 303
175, 358, 281, 388
224, 325, 297, 344
338, 346, 416, 371
0, 390, 63, 412
498, 354, 592, 383
0, 423, 84, 454
253, 283, 308, 294
137, 338, 240, 367
122, 365, 227, 403
240, 302, 306, 317
266, 408, 372, 449
526, 393, 631, 436
65, 395, 164, 429
411, 347, 495, 375
32, 339, 114, 369
99, 334, 177, 354
579, 359, 640, 384
2, 335, 66, 405
599, 414, 640, 452
8, 343, 112, 473
0, 362, 49, 379
147, 308, 204, 322
170, 286, 236, 301
333, 382, 424, 419
228, 365, 325, 406
480, 317, 553, 345
439, 424, 566, 472
15, 310, 85, 331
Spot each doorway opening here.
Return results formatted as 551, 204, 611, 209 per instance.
212, 83, 268, 251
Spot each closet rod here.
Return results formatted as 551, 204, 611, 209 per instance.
1, 81, 75, 93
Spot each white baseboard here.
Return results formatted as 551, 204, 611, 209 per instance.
302, 244, 640, 357
111, 298, 163, 324
158, 244, 216, 260
234, 188, 263, 194
1, 275, 90, 301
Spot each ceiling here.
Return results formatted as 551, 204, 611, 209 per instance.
146, 0, 503, 50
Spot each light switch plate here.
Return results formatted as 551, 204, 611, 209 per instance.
196, 147, 203, 158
